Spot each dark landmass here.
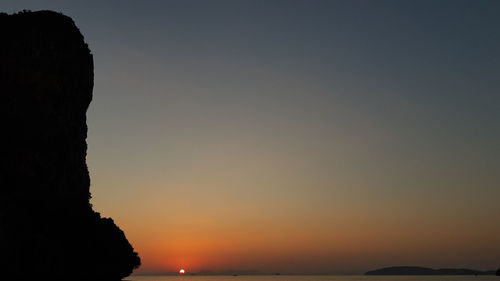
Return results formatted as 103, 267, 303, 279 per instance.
497, 268, 500, 276
365, 266, 496, 275
0, 10, 140, 280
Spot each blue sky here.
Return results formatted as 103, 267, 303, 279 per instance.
2, 0, 499, 273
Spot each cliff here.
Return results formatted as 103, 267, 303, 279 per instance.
365, 266, 495, 275
0, 10, 140, 280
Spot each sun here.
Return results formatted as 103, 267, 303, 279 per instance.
179, 269, 186, 274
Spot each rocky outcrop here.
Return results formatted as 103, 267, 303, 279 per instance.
0, 10, 140, 280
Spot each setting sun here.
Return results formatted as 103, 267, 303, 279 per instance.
6, 1, 497, 279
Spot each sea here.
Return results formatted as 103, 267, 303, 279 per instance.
128, 276, 499, 281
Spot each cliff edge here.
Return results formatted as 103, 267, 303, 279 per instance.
0, 10, 140, 280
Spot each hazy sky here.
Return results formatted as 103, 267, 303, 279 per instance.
2, 0, 500, 274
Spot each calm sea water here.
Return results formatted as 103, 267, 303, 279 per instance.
128, 276, 499, 281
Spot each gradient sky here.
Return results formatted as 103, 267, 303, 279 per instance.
2, 0, 500, 274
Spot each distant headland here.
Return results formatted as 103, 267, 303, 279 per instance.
365, 266, 496, 275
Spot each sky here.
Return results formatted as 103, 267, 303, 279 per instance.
2, 0, 500, 275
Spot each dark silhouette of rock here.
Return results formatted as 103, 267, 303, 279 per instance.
0, 10, 140, 280
496, 268, 500, 276
365, 266, 495, 275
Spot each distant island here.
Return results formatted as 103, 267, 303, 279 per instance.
365, 266, 496, 275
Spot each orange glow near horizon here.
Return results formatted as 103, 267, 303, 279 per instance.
93, 174, 500, 274
63, 0, 500, 275
118, 207, 500, 274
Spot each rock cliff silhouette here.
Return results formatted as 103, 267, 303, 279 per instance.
0, 10, 140, 280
